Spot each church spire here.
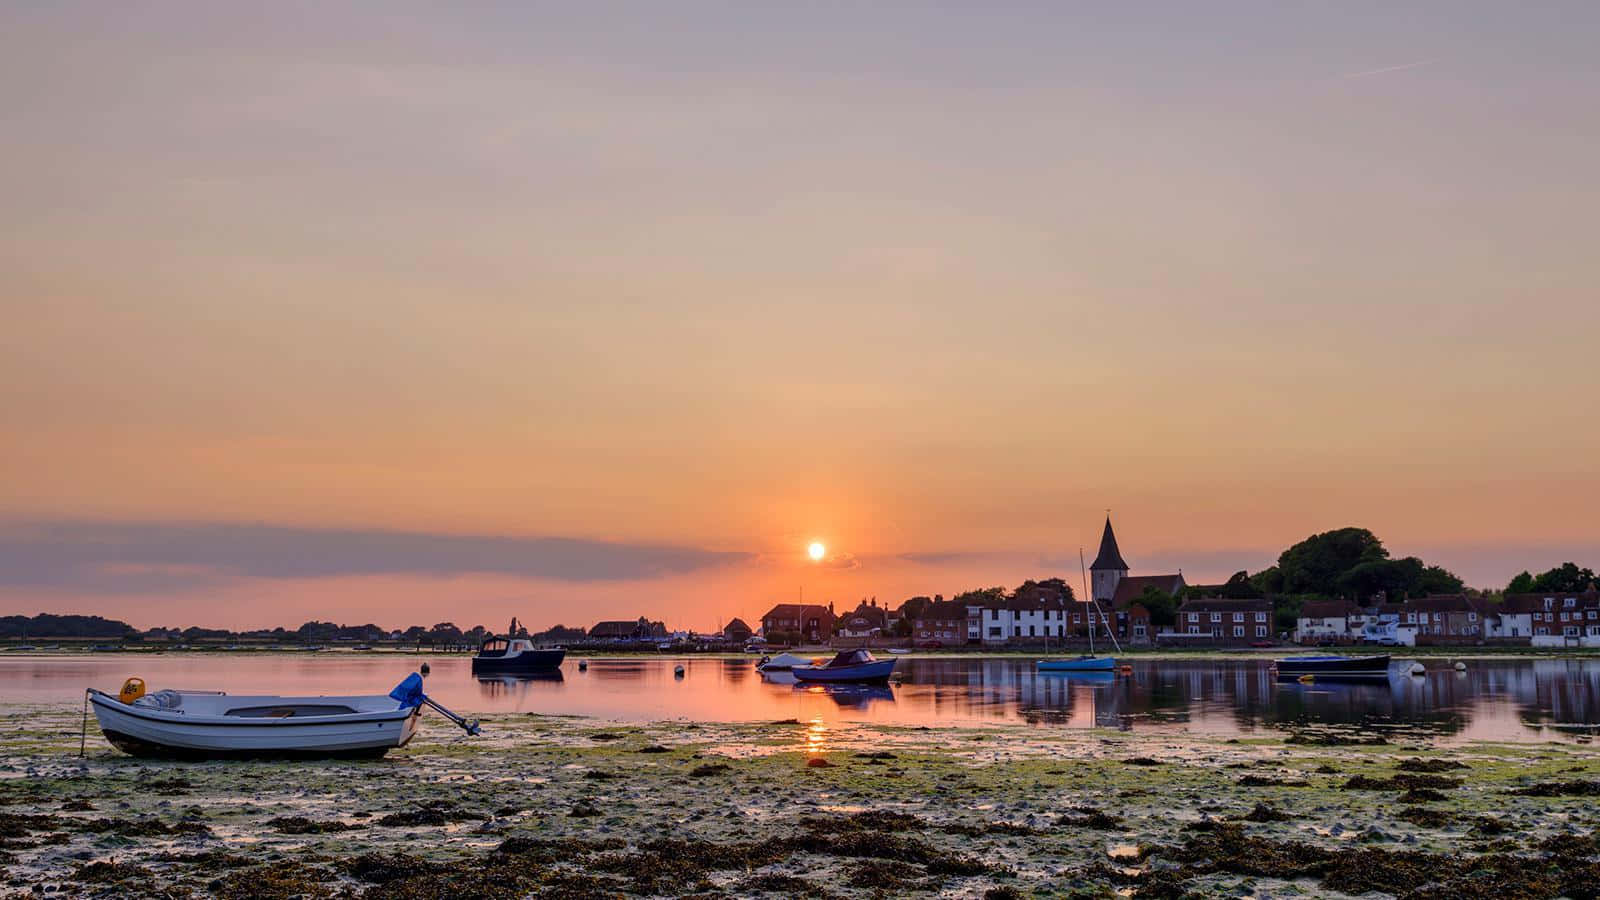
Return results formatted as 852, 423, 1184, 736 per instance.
1089, 516, 1129, 572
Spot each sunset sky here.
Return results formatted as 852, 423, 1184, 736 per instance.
3, 3, 1597, 631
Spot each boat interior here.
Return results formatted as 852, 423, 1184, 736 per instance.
123, 691, 405, 718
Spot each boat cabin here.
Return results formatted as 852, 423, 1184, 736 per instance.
477, 637, 539, 659
824, 649, 875, 668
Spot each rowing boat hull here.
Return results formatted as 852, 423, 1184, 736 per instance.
89, 692, 420, 759
1036, 656, 1116, 672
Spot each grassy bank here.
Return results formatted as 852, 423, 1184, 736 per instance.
4, 703, 1600, 898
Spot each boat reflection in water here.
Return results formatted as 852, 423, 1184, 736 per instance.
798, 682, 895, 710
476, 670, 565, 703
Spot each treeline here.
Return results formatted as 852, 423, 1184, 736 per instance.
0, 614, 136, 639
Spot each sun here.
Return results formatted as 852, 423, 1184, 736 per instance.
807, 541, 826, 561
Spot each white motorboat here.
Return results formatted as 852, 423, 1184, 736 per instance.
87, 673, 476, 759
756, 652, 816, 672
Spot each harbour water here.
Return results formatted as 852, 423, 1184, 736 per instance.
8, 653, 1600, 742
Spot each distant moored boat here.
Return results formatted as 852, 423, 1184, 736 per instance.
1274, 654, 1390, 680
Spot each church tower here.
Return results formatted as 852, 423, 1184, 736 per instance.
1089, 516, 1130, 603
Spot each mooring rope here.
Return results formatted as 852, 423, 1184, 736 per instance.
79, 689, 89, 757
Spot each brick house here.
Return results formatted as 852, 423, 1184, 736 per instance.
760, 603, 835, 644
835, 600, 888, 639
1172, 598, 1274, 644
912, 600, 967, 645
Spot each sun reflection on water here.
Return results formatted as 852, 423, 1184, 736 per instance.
804, 715, 828, 756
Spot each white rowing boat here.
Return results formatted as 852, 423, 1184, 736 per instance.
87, 673, 475, 759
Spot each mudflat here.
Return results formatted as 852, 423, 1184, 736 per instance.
3, 702, 1599, 898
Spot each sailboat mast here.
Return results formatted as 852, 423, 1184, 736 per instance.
1080, 548, 1093, 656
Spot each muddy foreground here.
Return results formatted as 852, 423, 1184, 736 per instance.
4, 703, 1600, 898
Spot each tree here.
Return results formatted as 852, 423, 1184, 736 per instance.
1528, 563, 1598, 594
1506, 571, 1536, 594
952, 587, 1007, 605
1133, 587, 1178, 627
1274, 527, 1389, 597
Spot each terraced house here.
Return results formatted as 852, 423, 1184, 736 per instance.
1170, 598, 1273, 644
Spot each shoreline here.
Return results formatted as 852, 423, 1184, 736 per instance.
3, 702, 1599, 897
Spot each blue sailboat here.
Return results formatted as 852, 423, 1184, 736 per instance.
1037, 542, 1122, 674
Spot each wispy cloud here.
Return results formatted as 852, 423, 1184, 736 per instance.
1340, 59, 1435, 80
0, 520, 751, 592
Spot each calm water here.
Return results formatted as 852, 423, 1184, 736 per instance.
7, 653, 1600, 742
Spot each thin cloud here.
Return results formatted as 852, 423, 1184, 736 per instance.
0, 520, 751, 592
1339, 59, 1435, 80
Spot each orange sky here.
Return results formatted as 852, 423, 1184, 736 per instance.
2, 3, 1598, 630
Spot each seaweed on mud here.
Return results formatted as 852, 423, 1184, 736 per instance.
375, 801, 482, 827
0, 812, 65, 838
805, 758, 835, 768
847, 859, 922, 888
1285, 730, 1388, 746
339, 851, 449, 883
689, 763, 731, 777
134, 777, 194, 796
803, 810, 925, 833
1509, 780, 1600, 797
568, 801, 603, 817
741, 872, 826, 896
1400, 788, 1450, 803
78, 816, 212, 837
1396, 758, 1469, 773
73, 860, 155, 883
1168, 823, 1332, 878
984, 887, 1023, 900
1237, 802, 1292, 823
211, 860, 338, 900
61, 799, 97, 811
1469, 816, 1510, 836
590, 837, 788, 894
1397, 807, 1454, 828
855, 751, 897, 760
1058, 807, 1123, 830
638, 745, 670, 753
1343, 774, 1461, 791
266, 815, 362, 834
1123, 757, 1165, 766
1237, 774, 1309, 787
588, 732, 624, 741
150, 850, 256, 869
494, 835, 625, 862
583, 769, 622, 780
944, 820, 1041, 837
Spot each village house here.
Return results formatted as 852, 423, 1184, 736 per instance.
722, 617, 753, 644
1503, 589, 1600, 647
1295, 600, 1362, 644
834, 600, 888, 640
912, 600, 966, 646
760, 603, 835, 644
1404, 594, 1485, 643
1170, 598, 1273, 644
589, 617, 667, 643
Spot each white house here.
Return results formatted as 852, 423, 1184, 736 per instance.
1294, 600, 1359, 643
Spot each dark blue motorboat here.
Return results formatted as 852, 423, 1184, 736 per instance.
1274, 654, 1390, 680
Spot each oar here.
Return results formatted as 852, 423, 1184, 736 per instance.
389, 672, 481, 736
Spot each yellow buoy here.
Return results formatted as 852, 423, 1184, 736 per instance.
118, 677, 146, 703
1297, 674, 1315, 684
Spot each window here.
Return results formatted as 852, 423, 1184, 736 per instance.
1134, 625, 1146, 637
1233, 612, 1244, 623
1232, 626, 1244, 637
1544, 598, 1554, 609
1566, 598, 1577, 607
988, 627, 1001, 638
1256, 612, 1267, 622
1256, 626, 1267, 637
1565, 626, 1580, 637
1590, 611, 1597, 620
1188, 625, 1200, 635
1468, 612, 1477, 622
1188, 613, 1199, 622
1028, 625, 1036, 637
1210, 612, 1221, 623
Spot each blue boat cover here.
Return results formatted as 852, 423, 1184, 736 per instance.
389, 673, 425, 708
